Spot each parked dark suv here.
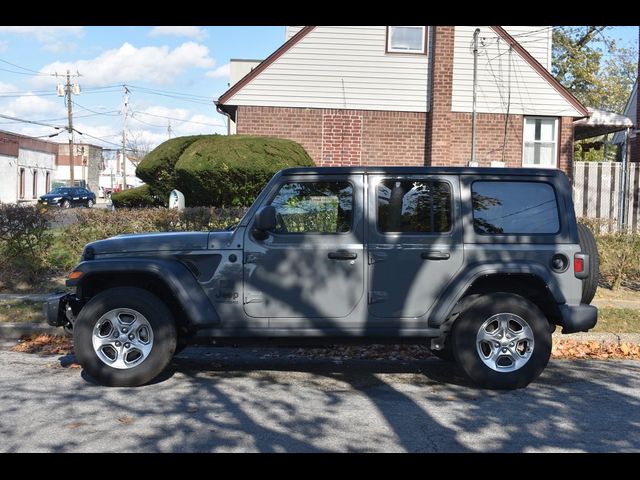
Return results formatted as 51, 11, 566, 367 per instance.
45, 167, 598, 389
39, 187, 96, 208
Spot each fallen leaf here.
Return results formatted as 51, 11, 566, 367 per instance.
117, 415, 135, 425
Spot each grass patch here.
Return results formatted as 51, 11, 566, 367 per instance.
593, 307, 640, 333
0, 300, 44, 323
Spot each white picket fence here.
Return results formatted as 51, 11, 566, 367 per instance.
572, 161, 640, 232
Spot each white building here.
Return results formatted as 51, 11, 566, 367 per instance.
0, 130, 57, 204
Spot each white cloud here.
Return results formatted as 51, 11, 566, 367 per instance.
5, 94, 65, 119
206, 63, 230, 79
0, 26, 83, 51
149, 26, 207, 41
35, 42, 215, 87
0, 81, 18, 93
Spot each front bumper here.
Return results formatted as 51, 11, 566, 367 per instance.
558, 304, 598, 334
43, 293, 75, 327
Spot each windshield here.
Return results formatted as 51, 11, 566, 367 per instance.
49, 188, 71, 194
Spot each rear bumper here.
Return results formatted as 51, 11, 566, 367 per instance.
558, 304, 598, 334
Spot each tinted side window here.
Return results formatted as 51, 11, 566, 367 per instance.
377, 180, 451, 233
472, 181, 560, 234
270, 181, 353, 234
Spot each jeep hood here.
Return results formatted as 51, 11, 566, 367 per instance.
87, 231, 233, 255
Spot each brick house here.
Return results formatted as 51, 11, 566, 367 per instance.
216, 26, 589, 175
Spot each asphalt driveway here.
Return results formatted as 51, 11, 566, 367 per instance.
0, 346, 639, 452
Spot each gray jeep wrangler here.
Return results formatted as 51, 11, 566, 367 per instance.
45, 167, 598, 390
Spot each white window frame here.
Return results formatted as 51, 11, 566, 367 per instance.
522, 116, 558, 168
386, 26, 427, 54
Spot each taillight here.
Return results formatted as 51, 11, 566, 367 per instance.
574, 255, 584, 274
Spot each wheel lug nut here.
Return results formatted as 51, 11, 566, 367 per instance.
124, 343, 131, 348
128, 334, 134, 340
502, 348, 508, 353
495, 342, 500, 348
510, 342, 514, 347
122, 328, 128, 333
115, 341, 122, 347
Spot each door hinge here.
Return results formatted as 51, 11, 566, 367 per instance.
368, 252, 387, 265
368, 291, 388, 304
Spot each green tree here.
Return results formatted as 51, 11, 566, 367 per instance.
553, 26, 638, 161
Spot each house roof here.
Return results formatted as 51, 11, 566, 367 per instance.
489, 27, 589, 118
217, 26, 589, 118
217, 26, 316, 107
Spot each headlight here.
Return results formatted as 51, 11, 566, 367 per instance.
52, 197, 62, 201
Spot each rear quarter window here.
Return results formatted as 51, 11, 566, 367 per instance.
472, 181, 560, 235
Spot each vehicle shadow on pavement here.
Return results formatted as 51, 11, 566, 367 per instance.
3, 348, 638, 452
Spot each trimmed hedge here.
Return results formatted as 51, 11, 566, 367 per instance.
111, 184, 160, 208
134, 135, 314, 207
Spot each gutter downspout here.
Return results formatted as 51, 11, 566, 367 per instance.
619, 127, 630, 232
471, 28, 480, 165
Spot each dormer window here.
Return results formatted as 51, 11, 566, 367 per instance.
386, 26, 427, 54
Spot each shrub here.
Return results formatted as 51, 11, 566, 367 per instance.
175, 136, 314, 207
579, 219, 640, 290
0, 204, 53, 283
135, 135, 205, 203
111, 185, 160, 208
134, 135, 314, 207
49, 207, 247, 273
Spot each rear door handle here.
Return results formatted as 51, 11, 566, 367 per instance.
328, 250, 358, 260
421, 252, 450, 261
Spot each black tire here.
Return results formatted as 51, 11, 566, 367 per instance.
62, 199, 71, 209
577, 224, 599, 304
74, 287, 177, 387
451, 293, 552, 390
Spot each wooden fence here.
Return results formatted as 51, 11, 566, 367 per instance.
572, 161, 640, 232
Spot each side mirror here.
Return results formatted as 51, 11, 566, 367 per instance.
252, 205, 277, 240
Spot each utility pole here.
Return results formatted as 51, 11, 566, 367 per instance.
470, 28, 480, 166
58, 70, 81, 186
121, 86, 129, 190
167, 119, 172, 139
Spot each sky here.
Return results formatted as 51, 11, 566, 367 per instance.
0, 25, 637, 154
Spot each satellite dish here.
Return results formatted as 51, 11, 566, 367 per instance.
169, 189, 185, 211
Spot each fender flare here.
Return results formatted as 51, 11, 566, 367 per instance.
68, 258, 220, 328
429, 262, 563, 328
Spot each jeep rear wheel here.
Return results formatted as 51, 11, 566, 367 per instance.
451, 293, 551, 390
74, 287, 177, 387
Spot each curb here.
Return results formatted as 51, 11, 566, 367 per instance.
0, 323, 62, 339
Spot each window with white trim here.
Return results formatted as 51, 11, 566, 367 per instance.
387, 26, 426, 54
523, 117, 558, 168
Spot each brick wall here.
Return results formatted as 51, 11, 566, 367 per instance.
427, 26, 455, 166
558, 116, 574, 179
445, 113, 524, 167
237, 106, 428, 166
237, 106, 323, 162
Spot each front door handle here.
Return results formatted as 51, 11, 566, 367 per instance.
328, 250, 358, 260
421, 251, 450, 261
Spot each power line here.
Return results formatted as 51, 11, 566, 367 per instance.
0, 57, 51, 75
131, 110, 221, 127
125, 84, 214, 100
0, 112, 66, 129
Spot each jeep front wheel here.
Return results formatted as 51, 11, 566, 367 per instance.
451, 293, 551, 390
74, 287, 177, 387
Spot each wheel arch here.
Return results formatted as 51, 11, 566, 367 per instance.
70, 258, 220, 329
429, 264, 563, 330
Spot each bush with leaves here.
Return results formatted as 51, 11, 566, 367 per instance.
134, 135, 314, 207
0, 204, 53, 283
110, 184, 162, 208
50, 207, 246, 272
